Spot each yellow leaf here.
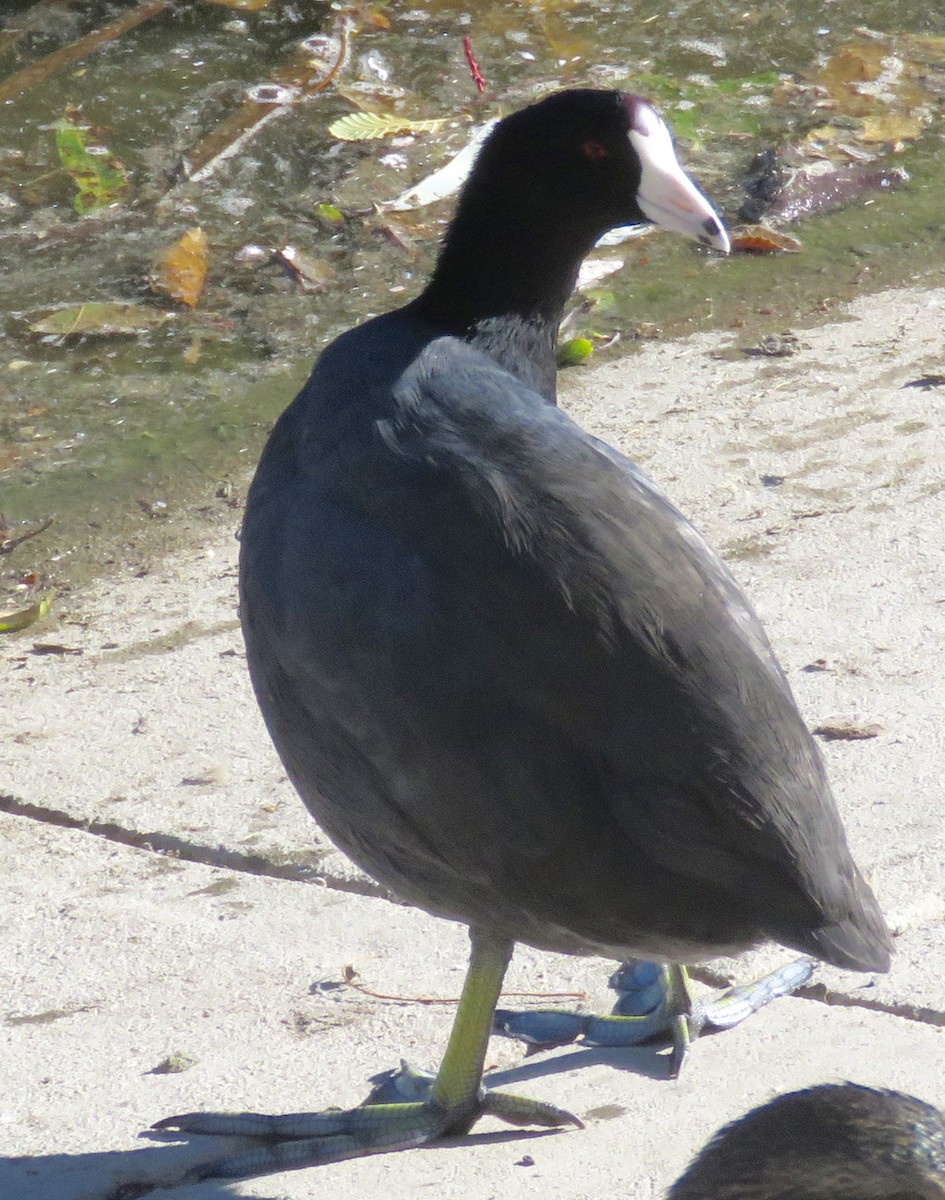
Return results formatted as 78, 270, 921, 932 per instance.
0, 589, 55, 634
859, 112, 925, 142
153, 227, 209, 308
731, 226, 803, 254
901, 34, 945, 62
328, 112, 450, 141
805, 125, 840, 143
818, 44, 887, 87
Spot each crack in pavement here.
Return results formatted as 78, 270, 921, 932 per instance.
793, 981, 945, 1030
0, 790, 390, 901
5, 791, 943, 1033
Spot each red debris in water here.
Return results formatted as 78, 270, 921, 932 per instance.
463, 36, 487, 94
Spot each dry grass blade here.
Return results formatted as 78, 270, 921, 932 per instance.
340, 964, 587, 1007
0, 515, 53, 556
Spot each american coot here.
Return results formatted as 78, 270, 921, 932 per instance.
668, 1083, 945, 1199
155, 89, 892, 1176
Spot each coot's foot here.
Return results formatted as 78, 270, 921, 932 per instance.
366, 1060, 584, 1130
152, 1075, 580, 1179
493, 958, 813, 1077
150, 929, 580, 1179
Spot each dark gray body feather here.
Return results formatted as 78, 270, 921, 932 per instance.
240, 310, 891, 971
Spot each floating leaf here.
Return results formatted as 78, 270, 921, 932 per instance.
901, 34, 945, 61
576, 257, 624, 290
813, 36, 937, 130
388, 120, 497, 210
54, 112, 129, 214
329, 112, 450, 141
557, 337, 594, 367
858, 112, 925, 143
152, 227, 209, 308
730, 226, 803, 254
29, 303, 173, 336
818, 43, 888, 89
275, 246, 337, 290
0, 589, 55, 634
315, 202, 344, 222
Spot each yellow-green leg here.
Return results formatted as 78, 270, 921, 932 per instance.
430, 927, 513, 1125
151, 927, 580, 1181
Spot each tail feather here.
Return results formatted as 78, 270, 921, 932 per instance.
777, 872, 893, 973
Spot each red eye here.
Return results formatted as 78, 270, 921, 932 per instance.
582, 141, 609, 160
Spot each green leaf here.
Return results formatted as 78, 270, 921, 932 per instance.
54, 115, 128, 214
29, 303, 174, 336
557, 337, 594, 367
328, 112, 450, 142
315, 202, 345, 222
0, 589, 55, 634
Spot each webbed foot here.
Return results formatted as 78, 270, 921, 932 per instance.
150, 929, 580, 1180
153, 1070, 580, 1180
494, 957, 813, 1076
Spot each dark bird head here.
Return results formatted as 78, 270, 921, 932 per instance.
668, 1083, 945, 1200
468, 88, 729, 251
419, 89, 728, 335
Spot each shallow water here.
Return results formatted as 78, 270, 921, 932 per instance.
0, 0, 943, 600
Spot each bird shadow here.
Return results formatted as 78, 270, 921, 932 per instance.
486, 1039, 672, 1087
0, 1043, 667, 1198
0, 1132, 569, 1200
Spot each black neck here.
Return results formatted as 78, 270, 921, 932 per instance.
410, 200, 603, 404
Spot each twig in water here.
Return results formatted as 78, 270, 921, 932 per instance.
463, 36, 487, 95
0, 515, 53, 555
0, 0, 173, 105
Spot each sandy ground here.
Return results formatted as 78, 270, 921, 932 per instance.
2, 282, 944, 1199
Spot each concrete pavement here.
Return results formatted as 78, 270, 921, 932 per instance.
3, 283, 944, 1199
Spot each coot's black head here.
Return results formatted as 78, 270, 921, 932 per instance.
418, 89, 728, 337
459, 89, 729, 253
